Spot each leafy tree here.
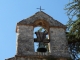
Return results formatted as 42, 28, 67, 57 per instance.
66, 15, 80, 60
65, 0, 80, 60
66, 15, 80, 42
65, 0, 80, 19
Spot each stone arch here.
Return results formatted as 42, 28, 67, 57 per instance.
33, 20, 50, 52
33, 19, 50, 32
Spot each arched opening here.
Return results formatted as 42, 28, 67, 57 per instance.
33, 20, 51, 53
33, 19, 50, 31
33, 26, 50, 52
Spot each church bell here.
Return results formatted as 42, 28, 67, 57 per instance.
37, 42, 47, 52
35, 31, 48, 52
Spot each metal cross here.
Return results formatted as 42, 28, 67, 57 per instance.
37, 6, 45, 11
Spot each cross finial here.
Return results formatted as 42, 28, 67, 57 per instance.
37, 6, 45, 11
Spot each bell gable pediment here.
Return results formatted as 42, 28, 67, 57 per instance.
17, 11, 66, 29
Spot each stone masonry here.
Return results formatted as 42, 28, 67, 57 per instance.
6, 11, 70, 60
17, 25, 34, 56
50, 28, 70, 58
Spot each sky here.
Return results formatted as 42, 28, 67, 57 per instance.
0, 0, 70, 60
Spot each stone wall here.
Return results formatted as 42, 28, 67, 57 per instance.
5, 56, 69, 60
16, 25, 34, 55
50, 28, 70, 58
16, 57, 47, 60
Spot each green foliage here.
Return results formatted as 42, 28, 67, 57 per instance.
65, 0, 80, 59
65, 0, 80, 19
38, 27, 44, 32
66, 14, 80, 42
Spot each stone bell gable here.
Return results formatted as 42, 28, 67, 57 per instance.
6, 11, 70, 60
17, 11, 66, 29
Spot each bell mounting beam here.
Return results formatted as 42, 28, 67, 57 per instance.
34, 38, 50, 43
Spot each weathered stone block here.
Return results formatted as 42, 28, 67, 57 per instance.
50, 28, 70, 58
16, 26, 34, 55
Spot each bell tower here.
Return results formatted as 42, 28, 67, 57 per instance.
6, 11, 70, 60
